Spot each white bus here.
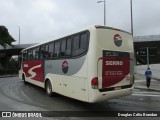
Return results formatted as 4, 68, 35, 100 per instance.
19, 25, 134, 103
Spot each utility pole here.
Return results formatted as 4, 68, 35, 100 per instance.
147, 47, 149, 68
130, 0, 133, 36
97, 0, 106, 26
18, 26, 20, 44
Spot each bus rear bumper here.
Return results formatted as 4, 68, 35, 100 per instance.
89, 86, 134, 103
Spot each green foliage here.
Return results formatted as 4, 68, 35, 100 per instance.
0, 25, 15, 48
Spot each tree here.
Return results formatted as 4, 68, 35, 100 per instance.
0, 25, 15, 48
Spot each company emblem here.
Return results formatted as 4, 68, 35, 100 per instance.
114, 34, 122, 47
62, 61, 69, 74
28, 64, 42, 79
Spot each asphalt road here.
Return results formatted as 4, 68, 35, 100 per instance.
0, 77, 160, 120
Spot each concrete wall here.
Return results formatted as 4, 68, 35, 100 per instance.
134, 64, 160, 79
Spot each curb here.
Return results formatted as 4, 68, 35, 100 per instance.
134, 86, 160, 92
0, 75, 17, 78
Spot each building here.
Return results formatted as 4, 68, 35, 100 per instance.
0, 44, 36, 69
134, 35, 160, 79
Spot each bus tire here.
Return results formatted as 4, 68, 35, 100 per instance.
45, 80, 53, 97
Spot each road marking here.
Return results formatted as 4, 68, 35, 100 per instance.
134, 91, 160, 94
135, 80, 145, 83
132, 93, 160, 97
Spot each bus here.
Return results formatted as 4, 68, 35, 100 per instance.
19, 25, 134, 103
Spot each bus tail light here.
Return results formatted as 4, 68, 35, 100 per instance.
91, 77, 98, 89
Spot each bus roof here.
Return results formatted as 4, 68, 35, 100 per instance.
95, 25, 131, 35
22, 25, 131, 51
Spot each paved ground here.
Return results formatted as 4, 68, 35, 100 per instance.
134, 74, 160, 92
0, 75, 160, 120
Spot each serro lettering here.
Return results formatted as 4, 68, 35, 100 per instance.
106, 61, 123, 65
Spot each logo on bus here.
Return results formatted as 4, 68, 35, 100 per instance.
114, 34, 122, 47
106, 61, 123, 66
62, 60, 69, 74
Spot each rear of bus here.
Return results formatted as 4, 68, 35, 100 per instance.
88, 26, 134, 102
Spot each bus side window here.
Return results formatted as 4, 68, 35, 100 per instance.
80, 33, 87, 49
60, 37, 71, 58
40, 45, 45, 59
53, 41, 60, 58
32, 48, 36, 60
60, 39, 66, 57
34, 47, 39, 59
30, 49, 34, 60
48, 42, 54, 58
72, 32, 88, 57
66, 37, 71, 57
79, 33, 88, 54
72, 35, 80, 56
23, 51, 27, 61
45, 44, 49, 59
28, 50, 31, 60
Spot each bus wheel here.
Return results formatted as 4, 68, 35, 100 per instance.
46, 80, 53, 97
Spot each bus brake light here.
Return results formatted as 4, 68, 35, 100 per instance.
91, 77, 98, 89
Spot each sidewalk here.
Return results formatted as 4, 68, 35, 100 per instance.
0, 74, 17, 78
134, 74, 160, 92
